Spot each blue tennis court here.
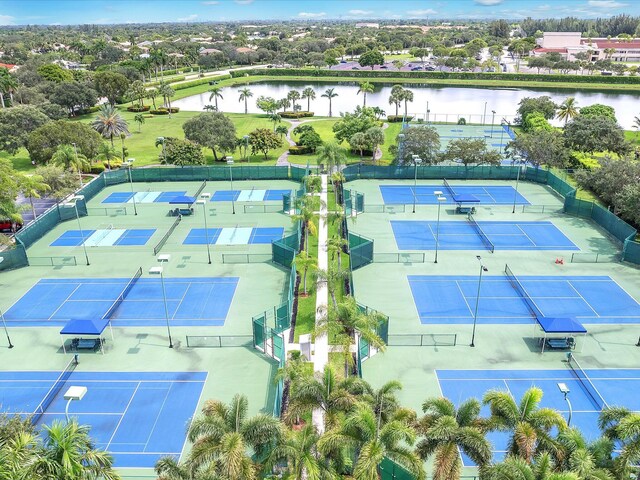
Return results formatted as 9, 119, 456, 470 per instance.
380, 185, 529, 205
0, 369, 205, 468
391, 220, 578, 251
50, 229, 156, 247
183, 227, 284, 245
437, 367, 640, 464
409, 275, 640, 324
211, 189, 291, 202
4, 277, 239, 327
102, 191, 186, 204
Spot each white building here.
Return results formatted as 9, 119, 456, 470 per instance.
534, 32, 640, 62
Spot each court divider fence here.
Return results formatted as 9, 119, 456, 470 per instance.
349, 232, 374, 270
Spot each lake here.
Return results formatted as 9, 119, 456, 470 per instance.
172, 81, 640, 129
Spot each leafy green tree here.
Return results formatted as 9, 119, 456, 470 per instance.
248, 128, 283, 160
564, 116, 629, 155
506, 130, 570, 169
183, 112, 237, 161
321, 88, 338, 117
332, 106, 378, 144
94, 71, 130, 106
555, 428, 614, 480
293, 250, 317, 296
158, 83, 175, 111
358, 49, 385, 70
287, 90, 301, 111
599, 407, 640, 478
298, 129, 323, 153
0, 68, 18, 108
292, 195, 319, 253
364, 126, 385, 163
161, 137, 205, 166
616, 183, 640, 227
316, 142, 347, 173
516, 96, 557, 123
0, 106, 50, 155
19, 173, 50, 220
523, 112, 554, 133
256, 95, 279, 115
27, 120, 103, 164
208, 86, 224, 111
276, 124, 289, 139
396, 126, 441, 165
238, 87, 253, 114
51, 144, 89, 186
0, 158, 22, 223
483, 387, 566, 463
133, 113, 145, 132
34, 164, 78, 200
37, 63, 73, 83
349, 131, 368, 159
50, 81, 98, 116
301, 87, 316, 112
556, 97, 579, 125
416, 397, 492, 480
125, 80, 146, 108
579, 104, 617, 122
357, 81, 374, 107
489, 19, 510, 38
574, 156, 640, 208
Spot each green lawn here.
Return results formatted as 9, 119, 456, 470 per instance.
293, 217, 319, 342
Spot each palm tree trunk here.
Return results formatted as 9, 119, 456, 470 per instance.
308, 98, 310, 111
329, 99, 332, 117
363, 93, 366, 107
0, 93, 5, 109
244, 98, 248, 114
29, 196, 36, 220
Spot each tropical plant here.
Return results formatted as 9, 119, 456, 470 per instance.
327, 236, 348, 273
50, 144, 89, 186
415, 397, 492, 480
276, 124, 289, 139
557, 97, 579, 125
287, 90, 301, 111
0, 68, 18, 108
158, 83, 175, 112
599, 406, 640, 478
208, 86, 224, 111
301, 87, 316, 112
133, 113, 145, 133
634, 115, 640, 136
292, 195, 320, 253
555, 427, 614, 480
95, 142, 119, 168
316, 142, 347, 174
293, 250, 317, 295
400, 88, 415, 118
18, 174, 50, 220
357, 82, 374, 107
321, 88, 338, 117
238, 87, 253, 114
91, 104, 129, 154
388, 85, 405, 117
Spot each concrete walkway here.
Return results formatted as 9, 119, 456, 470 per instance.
276, 121, 299, 166
312, 174, 329, 433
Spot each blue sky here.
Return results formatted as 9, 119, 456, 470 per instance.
0, 0, 637, 25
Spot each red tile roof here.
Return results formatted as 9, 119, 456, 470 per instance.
581, 40, 640, 49
0, 63, 16, 69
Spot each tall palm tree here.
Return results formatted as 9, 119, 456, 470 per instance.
634, 115, 640, 137
327, 236, 348, 273
557, 97, 579, 125
483, 387, 566, 464
293, 250, 317, 295
91, 104, 130, 155
292, 195, 319, 253
301, 87, 316, 112
321, 88, 338, 117
186, 394, 282, 479
415, 397, 492, 480
208, 86, 224, 111
318, 402, 425, 480
50, 144, 89, 186
480, 453, 579, 480
599, 406, 640, 478
147, 88, 159, 110
316, 142, 346, 174
287, 90, 301, 111
238, 87, 253, 114
400, 88, 415, 118
158, 83, 175, 113
19, 174, 50, 220
134, 113, 145, 132
357, 81, 374, 107
30, 419, 120, 480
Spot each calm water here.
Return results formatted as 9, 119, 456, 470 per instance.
172, 81, 640, 129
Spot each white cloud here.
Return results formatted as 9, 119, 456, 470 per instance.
201, 1, 219, 4
0, 14, 15, 25
298, 12, 326, 18
177, 14, 198, 21
536, 4, 551, 10
474, 0, 504, 5
587, 0, 628, 7
348, 9, 373, 15
234, 0, 254, 4
406, 9, 437, 15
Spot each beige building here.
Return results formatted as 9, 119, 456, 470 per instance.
534, 31, 640, 62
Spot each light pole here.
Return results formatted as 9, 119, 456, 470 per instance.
227, 157, 235, 214
434, 191, 446, 263
490, 110, 496, 136
196, 195, 212, 264
512, 157, 523, 214
557, 382, 572, 426
150, 253, 173, 348
63, 385, 87, 422
412, 155, 422, 214
500, 120, 505, 152
482, 101, 487, 125
71, 142, 82, 187
426, 108, 430, 124
470, 255, 488, 347
243, 135, 249, 161
156, 137, 166, 164
63, 195, 89, 266
0, 308, 13, 348
124, 158, 137, 215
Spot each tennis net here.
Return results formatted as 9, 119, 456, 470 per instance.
90, 224, 113, 246
194, 180, 207, 198
504, 264, 542, 319
31, 354, 78, 425
568, 354, 609, 410
102, 266, 143, 321
443, 178, 456, 198
467, 213, 495, 253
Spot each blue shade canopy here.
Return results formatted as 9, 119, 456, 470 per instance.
60, 318, 110, 335
537, 316, 587, 334
169, 195, 196, 204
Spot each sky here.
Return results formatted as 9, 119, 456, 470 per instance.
0, 0, 637, 26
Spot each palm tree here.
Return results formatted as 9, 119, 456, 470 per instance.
483, 387, 566, 464
269, 112, 282, 132
301, 87, 316, 112
293, 250, 317, 295
91, 104, 129, 154
186, 394, 282, 479
357, 81, 374, 107
415, 397, 492, 480
287, 90, 301, 111
292, 195, 319, 253
280, 97, 291, 113
555, 427, 614, 480
321, 88, 338, 117
557, 97, 579, 125
19, 174, 50, 220
316, 142, 347, 174
208, 86, 224, 111
318, 402, 425, 480
480, 453, 578, 480
50, 144, 89, 186
400, 88, 415, 118
327, 236, 348, 273
388, 85, 405, 117
276, 124, 289, 139
238, 87, 253, 114
95, 143, 119, 168
147, 88, 159, 110
599, 406, 640, 477
634, 116, 640, 137
158, 83, 175, 113
134, 113, 145, 132
31, 419, 119, 480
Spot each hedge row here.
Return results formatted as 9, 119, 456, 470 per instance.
172, 74, 232, 91
230, 68, 640, 85
150, 107, 180, 115
127, 106, 151, 112
387, 115, 413, 123
289, 145, 312, 155
281, 111, 315, 119
146, 76, 186, 87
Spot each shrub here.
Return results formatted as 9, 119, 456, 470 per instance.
387, 115, 413, 123
167, 107, 180, 113
150, 109, 170, 115
457, 118, 467, 125
171, 74, 231, 91
102, 160, 122, 169
90, 163, 106, 174
289, 145, 312, 155
280, 111, 314, 119
127, 106, 151, 112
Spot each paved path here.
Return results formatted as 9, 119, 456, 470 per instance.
276, 121, 300, 166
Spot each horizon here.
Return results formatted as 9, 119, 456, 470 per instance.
0, 0, 638, 27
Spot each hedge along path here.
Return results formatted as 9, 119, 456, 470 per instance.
277, 118, 330, 167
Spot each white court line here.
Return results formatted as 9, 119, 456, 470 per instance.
47, 284, 82, 322
142, 383, 173, 452
106, 381, 141, 450
453, 280, 475, 318
566, 281, 600, 317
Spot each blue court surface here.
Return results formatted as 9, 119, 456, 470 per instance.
4, 277, 239, 327
211, 189, 291, 202
183, 227, 284, 245
409, 275, 640, 324
0, 370, 206, 468
391, 220, 578, 251
102, 191, 186, 204
380, 185, 530, 205
437, 368, 640, 465
50, 229, 156, 247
